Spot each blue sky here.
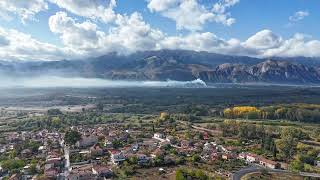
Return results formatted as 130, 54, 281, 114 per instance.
0, 0, 319, 61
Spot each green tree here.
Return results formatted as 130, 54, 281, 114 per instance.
64, 130, 81, 145
1, 159, 26, 171
191, 154, 201, 164
176, 169, 185, 180
289, 156, 304, 172
47, 109, 62, 116
277, 128, 299, 161
96, 103, 104, 111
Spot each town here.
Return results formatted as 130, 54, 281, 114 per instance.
1, 106, 320, 180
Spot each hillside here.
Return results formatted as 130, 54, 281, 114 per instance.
0, 50, 320, 84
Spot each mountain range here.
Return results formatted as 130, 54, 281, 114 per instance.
1, 50, 320, 84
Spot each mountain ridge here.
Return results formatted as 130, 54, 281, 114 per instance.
0, 50, 320, 84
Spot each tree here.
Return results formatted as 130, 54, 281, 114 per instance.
30, 163, 37, 174
96, 103, 104, 111
176, 169, 185, 180
271, 140, 277, 159
191, 154, 201, 164
194, 169, 208, 180
47, 109, 62, 116
277, 128, 299, 161
289, 156, 304, 172
51, 117, 61, 128
64, 130, 81, 145
112, 140, 122, 149
1, 159, 26, 171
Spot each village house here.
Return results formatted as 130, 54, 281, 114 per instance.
238, 152, 247, 160
92, 165, 113, 179
246, 153, 259, 163
21, 149, 32, 158
67, 165, 95, 180
76, 134, 98, 148
180, 140, 192, 149
104, 137, 114, 148
166, 136, 175, 143
203, 142, 216, 153
131, 143, 139, 152
137, 154, 150, 165
210, 151, 220, 161
44, 167, 59, 178
151, 148, 164, 158
259, 157, 281, 169
110, 150, 127, 165
153, 133, 165, 142
220, 146, 237, 153
222, 153, 237, 160
90, 144, 104, 157
203, 132, 209, 140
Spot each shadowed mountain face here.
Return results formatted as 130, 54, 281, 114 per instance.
198, 60, 320, 83
0, 50, 320, 84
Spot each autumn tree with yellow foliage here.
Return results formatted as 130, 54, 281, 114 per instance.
224, 106, 262, 119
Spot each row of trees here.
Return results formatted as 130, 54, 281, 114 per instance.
220, 120, 266, 138
223, 105, 320, 122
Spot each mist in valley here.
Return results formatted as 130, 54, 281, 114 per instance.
0, 76, 207, 88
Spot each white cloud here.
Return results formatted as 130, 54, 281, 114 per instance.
48, 11, 164, 56
147, 0, 180, 12
160, 32, 228, 51
262, 33, 320, 57
48, 0, 117, 23
110, 12, 164, 53
0, 0, 48, 24
159, 29, 320, 58
289, 10, 309, 22
244, 29, 282, 50
0, 27, 73, 61
49, 11, 106, 53
0, 35, 10, 47
147, 0, 239, 31
213, 0, 239, 14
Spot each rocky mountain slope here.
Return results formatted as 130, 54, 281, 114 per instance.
1, 50, 320, 84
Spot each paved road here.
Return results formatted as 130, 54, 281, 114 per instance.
64, 146, 70, 173
60, 139, 70, 178
231, 164, 320, 180
231, 165, 261, 180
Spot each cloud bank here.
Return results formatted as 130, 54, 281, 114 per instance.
0, 0, 319, 61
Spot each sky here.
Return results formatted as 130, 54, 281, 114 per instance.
0, 0, 320, 61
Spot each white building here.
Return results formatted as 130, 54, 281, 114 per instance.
110, 151, 126, 165
246, 153, 259, 163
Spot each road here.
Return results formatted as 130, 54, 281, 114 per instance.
178, 121, 221, 134
231, 165, 261, 180
60, 139, 70, 179
64, 145, 70, 176
231, 164, 320, 180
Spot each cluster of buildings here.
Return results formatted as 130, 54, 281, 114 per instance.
1, 130, 65, 179
238, 153, 281, 169
153, 132, 283, 172
0, 123, 286, 180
